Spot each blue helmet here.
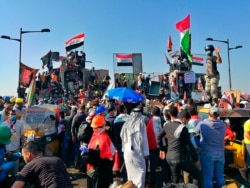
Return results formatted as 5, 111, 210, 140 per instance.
96, 105, 106, 114
4, 96, 10, 102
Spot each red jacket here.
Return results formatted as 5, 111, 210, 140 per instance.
87, 130, 114, 169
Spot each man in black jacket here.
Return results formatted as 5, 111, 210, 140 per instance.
158, 106, 202, 185
71, 103, 87, 169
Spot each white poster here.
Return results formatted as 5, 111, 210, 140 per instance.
184, 71, 196, 84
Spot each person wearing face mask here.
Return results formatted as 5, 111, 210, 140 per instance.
86, 115, 115, 188
204, 45, 222, 105
2, 110, 24, 180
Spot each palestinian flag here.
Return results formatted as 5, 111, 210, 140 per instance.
65, 33, 85, 52
116, 53, 133, 66
176, 15, 192, 62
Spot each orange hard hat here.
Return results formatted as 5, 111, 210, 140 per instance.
91, 115, 105, 128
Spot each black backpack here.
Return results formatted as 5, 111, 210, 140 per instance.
77, 121, 93, 143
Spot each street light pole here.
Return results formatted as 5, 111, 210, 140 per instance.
19, 28, 22, 73
1, 28, 50, 96
206, 37, 242, 91
226, 39, 231, 90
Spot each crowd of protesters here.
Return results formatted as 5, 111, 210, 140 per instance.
0, 86, 249, 188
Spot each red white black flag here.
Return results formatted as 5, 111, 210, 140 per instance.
115, 53, 133, 66
65, 33, 85, 52
192, 56, 205, 66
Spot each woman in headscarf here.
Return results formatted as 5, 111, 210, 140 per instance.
120, 108, 149, 188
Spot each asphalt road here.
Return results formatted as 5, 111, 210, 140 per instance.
67, 166, 250, 188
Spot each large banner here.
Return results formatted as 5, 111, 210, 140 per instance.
19, 63, 39, 88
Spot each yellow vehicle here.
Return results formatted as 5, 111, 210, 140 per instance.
198, 107, 250, 168
22, 104, 61, 156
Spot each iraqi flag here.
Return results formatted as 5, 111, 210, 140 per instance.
192, 56, 204, 66
65, 33, 85, 52
116, 53, 133, 66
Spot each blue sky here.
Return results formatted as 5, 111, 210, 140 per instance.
1, 0, 250, 96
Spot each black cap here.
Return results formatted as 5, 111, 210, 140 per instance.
178, 109, 191, 119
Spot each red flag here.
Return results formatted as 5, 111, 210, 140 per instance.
19, 63, 39, 88
164, 54, 171, 65
176, 15, 190, 33
167, 35, 173, 52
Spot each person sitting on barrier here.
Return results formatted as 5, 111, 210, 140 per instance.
11, 141, 73, 188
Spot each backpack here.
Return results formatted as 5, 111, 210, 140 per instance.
77, 122, 93, 143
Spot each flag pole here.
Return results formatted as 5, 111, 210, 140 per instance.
113, 53, 116, 88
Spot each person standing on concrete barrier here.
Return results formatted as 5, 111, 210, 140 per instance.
204, 45, 222, 105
